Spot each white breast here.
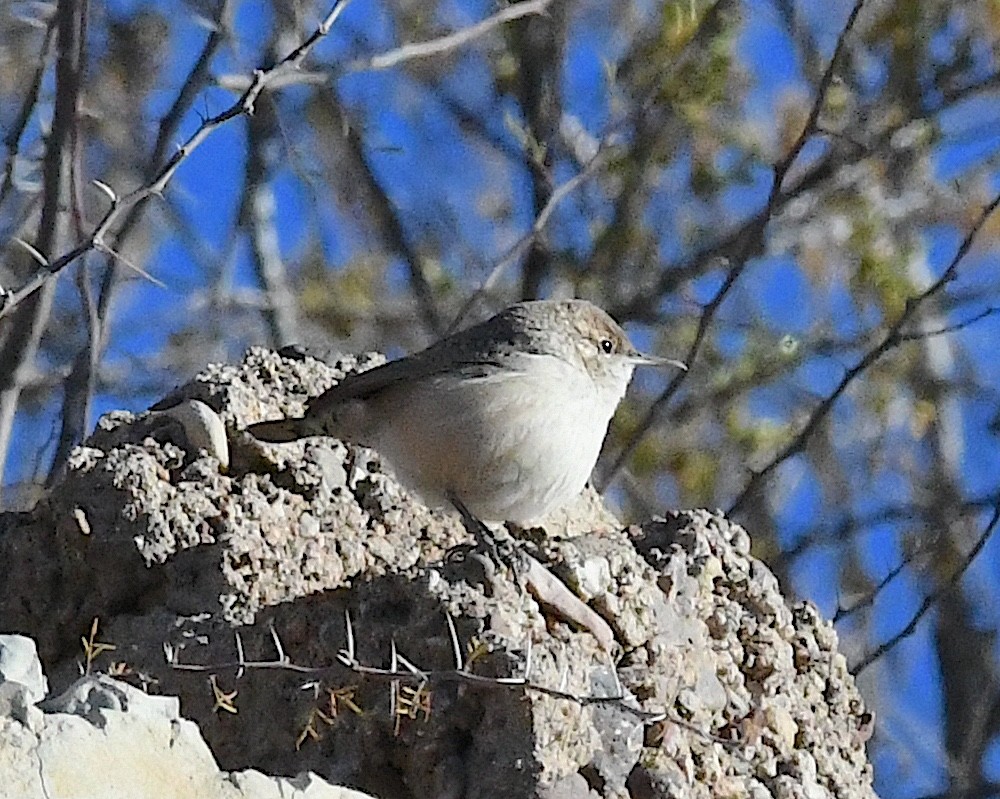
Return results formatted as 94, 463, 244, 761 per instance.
367, 353, 628, 524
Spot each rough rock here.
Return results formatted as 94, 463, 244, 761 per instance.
0, 636, 375, 799
0, 347, 877, 798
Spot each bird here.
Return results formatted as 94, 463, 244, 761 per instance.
247, 299, 684, 525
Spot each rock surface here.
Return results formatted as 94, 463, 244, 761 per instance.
0, 637, 375, 799
0, 347, 877, 799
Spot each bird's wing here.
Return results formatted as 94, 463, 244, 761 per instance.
305, 353, 437, 415
307, 353, 521, 417
306, 309, 523, 417
248, 358, 431, 443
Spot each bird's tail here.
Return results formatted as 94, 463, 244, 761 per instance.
246, 416, 317, 443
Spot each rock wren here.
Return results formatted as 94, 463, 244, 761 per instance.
247, 299, 684, 524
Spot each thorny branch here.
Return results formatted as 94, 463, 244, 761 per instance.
165, 611, 667, 725
0, 0, 355, 322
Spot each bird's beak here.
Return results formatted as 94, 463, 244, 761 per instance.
630, 352, 687, 370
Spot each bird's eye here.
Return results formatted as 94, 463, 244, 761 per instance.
599, 339, 614, 354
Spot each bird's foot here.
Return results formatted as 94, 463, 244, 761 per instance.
448, 495, 529, 585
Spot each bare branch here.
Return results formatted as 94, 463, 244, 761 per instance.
0, 15, 56, 211
728, 188, 1000, 516
348, 0, 553, 73
852, 503, 1000, 674
167, 612, 666, 724
896, 305, 1000, 342
453, 0, 738, 331
95, 0, 235, 324
449, 144, 616, 333
0, 0, 356, 322
0, 0, 87, 483
600, 0, 868, 490
239, 91, 298, 346
834, 548, 929, 624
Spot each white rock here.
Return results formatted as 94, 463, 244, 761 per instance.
0, 672, 378, 799
0, 635, 47, 703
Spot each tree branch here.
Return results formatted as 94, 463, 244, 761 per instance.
0, 0, 87, 485
0, 0, 355, 323
728, 187, 1000, 516
852, 502, 1000, 674
347, 0, 553, 73
599, 0, 868, 490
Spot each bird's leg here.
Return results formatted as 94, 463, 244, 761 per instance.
447, 495, 616, 651
447, 494, 526, 582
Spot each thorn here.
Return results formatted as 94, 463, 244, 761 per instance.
91, 179, 118, 203
234, 631, 245, 679
12, 237, 48, 268
300, 680, 321, 699
269, 623, 286, 663
446, 613, 462, 670
396, 651, 421, 676
345, 609, 355, 658
94, 241, 167, 288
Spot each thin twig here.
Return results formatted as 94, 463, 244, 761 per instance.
600, 0, 868, 489
448, 147, 615, 333
852, 503, 1000, 674
834, 552, 923, 624
895, 305, 1000, 342
0, 0, 88, 484
165, 612, 666, 723
93, 0, 235, 333
451, 0, 737, 332
728, 187, 1000, 516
